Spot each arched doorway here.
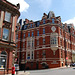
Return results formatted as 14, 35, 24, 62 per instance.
0, 51, 7, 69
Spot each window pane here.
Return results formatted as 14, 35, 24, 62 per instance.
28, 32, 30, 37
27, 52, 30, 59
51, 37, 57, 45
37, 30, 39, 36
43, 19, 45, 24
30, 24, 32, 28
5, 12, 11, 22
31, 51, 33, 59
37, 40, 39, 45
37, 22, 40, 27
24, 34, 25, 38
43, 38, 45, 44
3, 28, 9, 40
32, 32, 34, 37
43, 28, 45, 34
24, 25, 27, 29
52, 18, 54, 24
16, 35, 18, 39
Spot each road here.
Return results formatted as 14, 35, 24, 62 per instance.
28, 67, 75, 75
18, 67, 75, 75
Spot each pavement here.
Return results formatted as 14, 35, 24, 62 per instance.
5, 66, 74, 75
15, 71, 30, 75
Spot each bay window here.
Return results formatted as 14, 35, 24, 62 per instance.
2, 28, 9, 41
51, 37, 57, 44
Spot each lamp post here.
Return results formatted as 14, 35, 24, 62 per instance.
2, 58, 5, 75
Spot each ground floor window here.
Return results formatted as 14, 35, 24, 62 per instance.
0, 51, 7, 69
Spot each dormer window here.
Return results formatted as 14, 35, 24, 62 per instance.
30, 24, 32, 28
43, 19, 45, 24
5, 12, 11, 22
52, 18, 54, 24
24, 25, 27, 29
37, 21, 40, 27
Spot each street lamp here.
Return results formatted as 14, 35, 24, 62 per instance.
2, 58, 5, 75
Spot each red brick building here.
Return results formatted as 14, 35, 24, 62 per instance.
0, 0, 20, 74
16, 11, 75, 70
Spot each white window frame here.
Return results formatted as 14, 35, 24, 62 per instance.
5, 12, 11, 22
2, 28, 9, 41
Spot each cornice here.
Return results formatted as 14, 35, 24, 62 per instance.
0, 0, 20, 16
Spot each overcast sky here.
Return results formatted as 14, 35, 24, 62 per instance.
7, 0, 75, 26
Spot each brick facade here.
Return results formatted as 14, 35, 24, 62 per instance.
16, 11, 75, 70
0, 0, 20, 74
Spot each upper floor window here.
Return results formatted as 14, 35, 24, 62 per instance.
28, 41, 30, 47
37, 21, 40, 27
28, 32, 30, 37
36, 51, 39, 59
43, 28, 45, 34
2, 28, 9, 41
42, 50, 46, 58
37, 30, 39, 36
60, 29, 61, 35
24, 25, 27, 29
32, 40, 34, 47
30, 24, 32, 28
31, 51, 33, 59
33, 24, 34, 28
16, 44, 18, 47
43, 38, 45, 44
37, 39, 39, 45
27, 52, 30, 59
16, 34, 18, 39
23, 34, 25, 38
51, 37, 57, 44
5, 12, 11, 22
23, 42, 25, 48
32, 32, 34, 37
52, 18, 54, 24
43, 19, 45, 24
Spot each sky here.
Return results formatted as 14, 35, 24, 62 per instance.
7, 0, 75, 26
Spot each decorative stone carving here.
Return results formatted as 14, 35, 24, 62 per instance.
51, 26, 56, 32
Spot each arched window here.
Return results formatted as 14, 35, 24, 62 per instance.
0, 51, 7, 69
